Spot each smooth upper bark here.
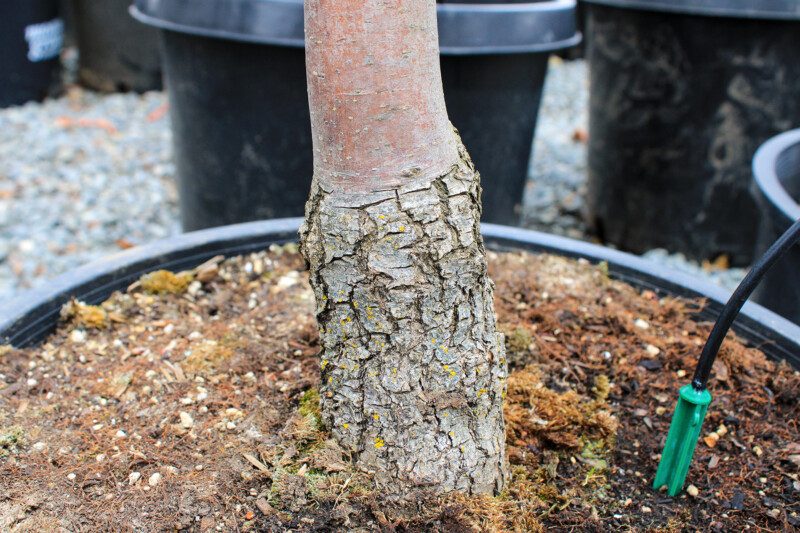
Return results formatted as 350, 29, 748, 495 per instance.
305, 0, 459, 194
301, 0, 507, 495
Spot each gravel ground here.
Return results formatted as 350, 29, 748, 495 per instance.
0, 56, 745, 303
523, 57, 590, 242
0, 88, 179, 299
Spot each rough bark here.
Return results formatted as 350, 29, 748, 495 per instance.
300, 0, 507, 495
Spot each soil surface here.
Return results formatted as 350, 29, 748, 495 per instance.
1, 246, 798, 532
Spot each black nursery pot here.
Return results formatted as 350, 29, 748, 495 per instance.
582, 0, 800, 266
131, 0, 580, 231
751, 129, 800, 325
2, 220, 799, 376
437, 2, 580, 225
0, 0, 63, 108
71, 0, 162, 92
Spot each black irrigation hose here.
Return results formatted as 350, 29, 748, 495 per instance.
692, 217, 800, 391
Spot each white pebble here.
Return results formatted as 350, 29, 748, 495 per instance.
70, 329, 86, 343
180, 412, 194, 429
187, 280, 202, 296
129, 472, 141, 485
148, 472, 162, 486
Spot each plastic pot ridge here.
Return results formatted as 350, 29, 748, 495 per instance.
2, 220, 799, 375
751, 128, 800, 324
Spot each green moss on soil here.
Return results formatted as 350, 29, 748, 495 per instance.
0, 425, 27, 457
139, 269, 193, 294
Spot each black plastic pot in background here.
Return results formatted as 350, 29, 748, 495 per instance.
751, 129, 800, 325
161, 31, 308, 231
73, 0, 161, 92
582, 0, 800, 266
445, 56, 547, 224
437, 2, 580, 224
59, 0, 76, 47
0, 1, 63, 108
131, 0, 580, 231
436, 0, 585, 60
2, 220, 799, 375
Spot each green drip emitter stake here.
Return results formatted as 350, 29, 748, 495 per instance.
654, 217, 800, 496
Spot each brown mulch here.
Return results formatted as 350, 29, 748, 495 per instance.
0, 245, 798, 532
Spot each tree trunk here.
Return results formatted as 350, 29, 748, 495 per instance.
300, 0, 507, 495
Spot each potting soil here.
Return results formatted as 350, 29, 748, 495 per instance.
0, 246, 798, 532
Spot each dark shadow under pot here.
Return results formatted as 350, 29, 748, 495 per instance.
71, 0, 162, 93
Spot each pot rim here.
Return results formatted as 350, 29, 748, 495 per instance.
580, 0, 800, 20
752, 128, 800, 228
2, 219, 799, 370
130, 0, 581, 55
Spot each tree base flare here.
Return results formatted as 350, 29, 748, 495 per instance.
300, 148, 508, 495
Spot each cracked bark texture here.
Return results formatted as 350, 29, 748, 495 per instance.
300, 147, 507, 494
300, 0, 507, 495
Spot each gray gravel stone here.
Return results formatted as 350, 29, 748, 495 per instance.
523, 56, 589, 242
0, 87, 179, 299
642, 249, 747, 293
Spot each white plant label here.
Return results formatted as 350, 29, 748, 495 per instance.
25, 18, 64, 62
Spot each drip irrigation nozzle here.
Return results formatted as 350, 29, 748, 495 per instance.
654, 217, 800, 496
